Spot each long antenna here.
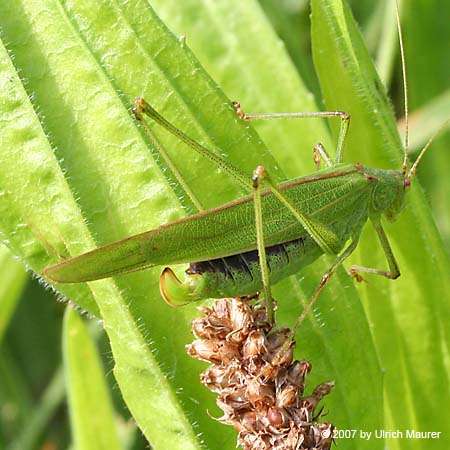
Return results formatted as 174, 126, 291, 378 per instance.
394, 0, 409, 174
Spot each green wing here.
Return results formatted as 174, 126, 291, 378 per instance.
44, 164, 372, 282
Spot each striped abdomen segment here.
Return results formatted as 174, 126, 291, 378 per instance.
185, 235, 323, 299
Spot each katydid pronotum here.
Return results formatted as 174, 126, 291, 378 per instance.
43, 4, 447, 339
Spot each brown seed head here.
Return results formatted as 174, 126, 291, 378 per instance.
187, 298, 335, 450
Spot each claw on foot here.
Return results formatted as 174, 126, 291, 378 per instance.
349, 268, 367, 283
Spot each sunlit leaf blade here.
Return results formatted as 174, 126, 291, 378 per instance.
0, 36, 101, 314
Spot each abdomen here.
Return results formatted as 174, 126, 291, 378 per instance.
186, 235, 323, 298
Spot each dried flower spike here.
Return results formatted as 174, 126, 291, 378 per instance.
186, 297, 335, 450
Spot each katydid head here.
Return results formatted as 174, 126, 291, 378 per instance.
367, 168, 406, 222
384, 171, 406, 222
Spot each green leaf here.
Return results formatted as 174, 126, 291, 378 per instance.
63, 307, 122, 450
0, 32, 101, 316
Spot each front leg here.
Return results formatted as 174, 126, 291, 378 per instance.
349, 219, 400, 282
